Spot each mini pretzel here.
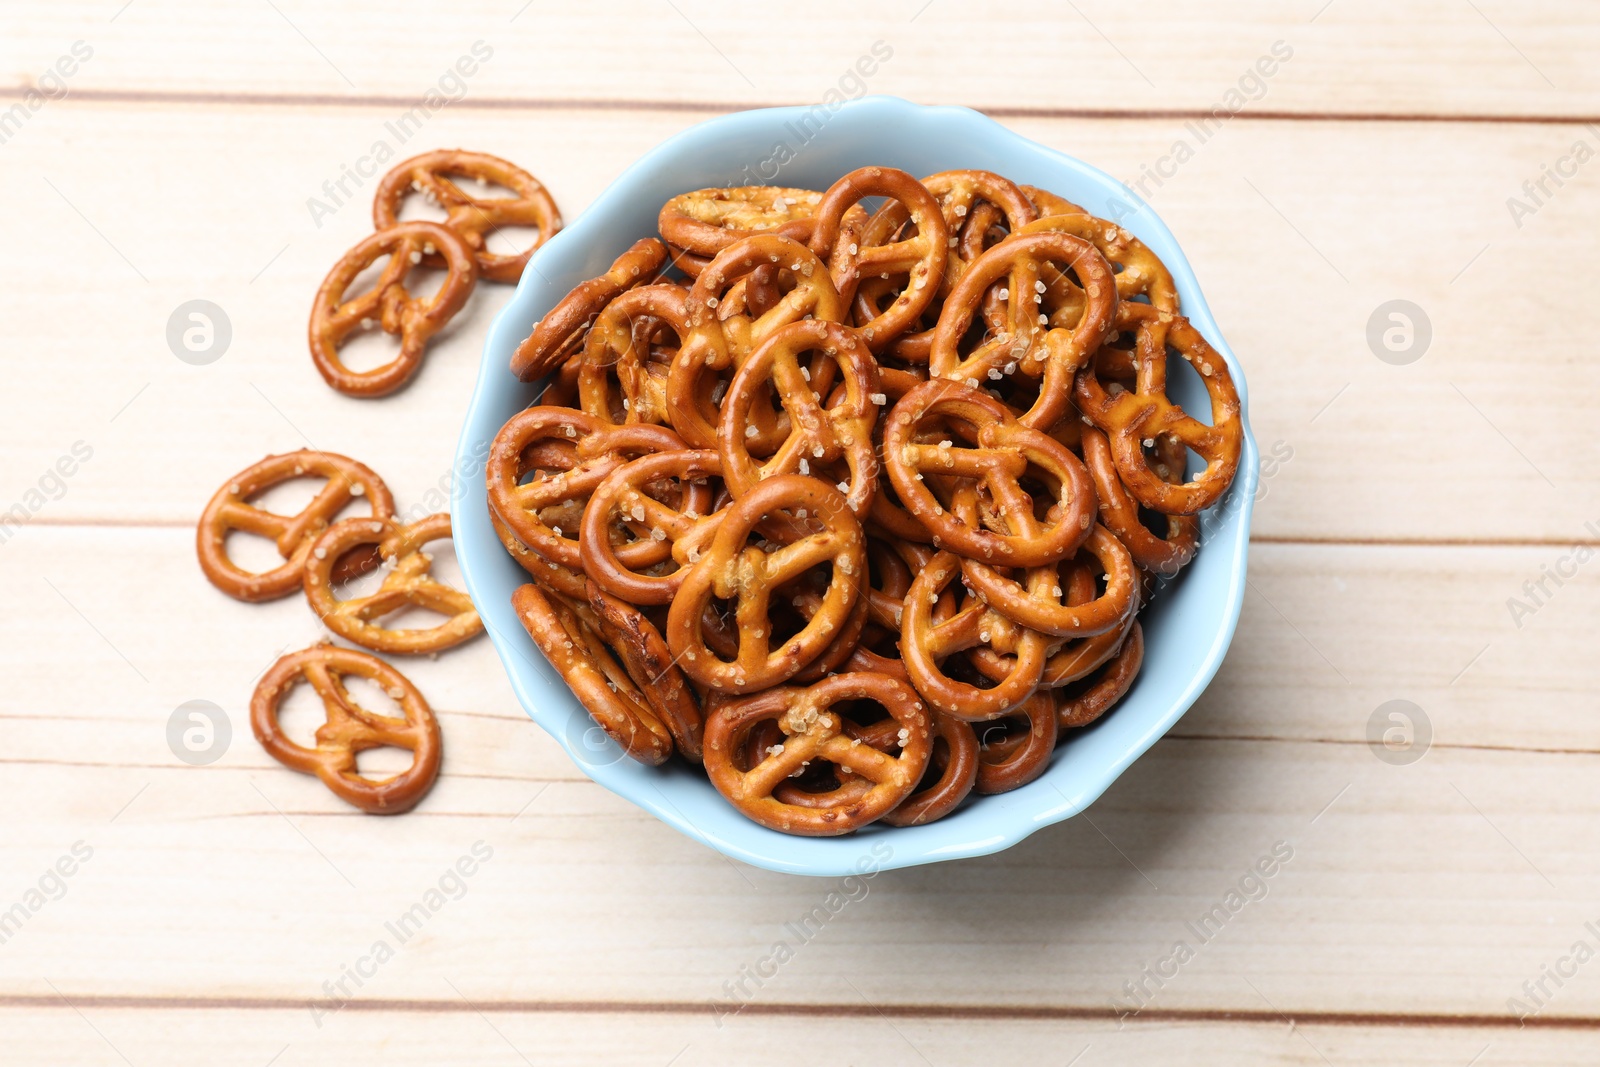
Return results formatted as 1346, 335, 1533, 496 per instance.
1075, 303, 1243, 514
883, 378, 1096, 568
923, 169, 1038, 302
924, 170, 1038, 235
1020, 185, 1087, 218
1083, 427, 1197, 575
537, 351, 583, 407
786, 578, 872, 685
1057, 621, 1143, 729
486, 407, 686, 569
658, 186, 820, 256
578, 283, 690, 427
703, 672, 932, 835
928, 230, 1117, 429
303, 512, 482, 654
512, 583, 674, 765
718, 319, 881, 521
1021, 214, 1177, 321
586, 585, 704, 761
863, 535, 923, 631
490, 508, 591, 599
251, 644, 441, 814
857, 367, 938, 543
899, 550, 1049, 720
666, 475, 866, 693
973, 690, 1058, 794
668, 234, 844, 447
197, 450, 394, 602
853, 710, 979, 826
309, 221, 478, 397
579, 449, 721, 605
510, 238, 667, 381
959, 524, 1137, 638
665, 243, 713, 279
373, 149, 562, 284
808, 166, 948, 349
1037, 583, 1138, 688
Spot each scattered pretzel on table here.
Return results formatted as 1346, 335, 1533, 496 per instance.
201, 147, 566, 815
309, 220, 479, 398
303, 512, 483, 655
372, 149, 562, 284
482, 163, 1245, 836
251, 644, 442, 814
309, 148, 565, 397
197, 450, 394, 602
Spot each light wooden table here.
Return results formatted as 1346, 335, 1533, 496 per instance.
3, 2, 1597, 1063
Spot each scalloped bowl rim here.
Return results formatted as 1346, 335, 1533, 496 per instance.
452, 95, 1257, 877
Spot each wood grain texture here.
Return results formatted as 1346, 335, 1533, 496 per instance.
8, 1005, 1600, 1066
1, 1, 1595, 118
0, 529, 1596, 1026
2, 4, 1593, 1061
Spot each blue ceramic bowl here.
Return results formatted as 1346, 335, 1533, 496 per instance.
452, 95, 1257, 877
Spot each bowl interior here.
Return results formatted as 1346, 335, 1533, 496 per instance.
452, 95, 1257, 876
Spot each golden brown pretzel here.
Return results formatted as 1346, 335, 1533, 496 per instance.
785, 577, 872, 686
959, 524, 1137, 638
485, 407, 686, 569
578, 283, 690, 426
1020, 185, 1087, 218
1075, 303, 1243, 515
702, 671, 932, 835
1082, 427, 1198, 575
373, 149, 562, 284
579, 449, 720, 605
512, 583, 674, 765
856, 367, 937, 543
973, 690, 1058, 794
899, 550, 1049, 721
717, 319, 881, 521
309, 221, 478, 397
882, 378, 1097, 568
664, 243, 713, 279
490, 508, 591, 599
303, 512, 483, 655
658, 186, 820, 256
1035, 574, 1139, 689
862, 535, 920, 631
251, 644, 442, 814
928, 230, 1117, 429
1057, 620, 1143, 729
667, 234, 845, 447
666, 475, 866, 693
924, 169, 1038, 232
855, 171, 1034, 360
858, 710, 979, 826
586, 585, 704, 762
197, 450, 393, 602
1021, 214, 1177, 321
510, 238, 667, 381
808, 166, 948, 349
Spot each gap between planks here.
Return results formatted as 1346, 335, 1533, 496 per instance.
3, 993, 1597, 1031
4, 86, 1599, 127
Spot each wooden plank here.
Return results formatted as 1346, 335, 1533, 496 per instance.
5, 1004, 1597, 1066
2, 1, 1595, 118
0, 529, 1595, 1018
1, 104, 1595, 542
0, 731, 1594, 1021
